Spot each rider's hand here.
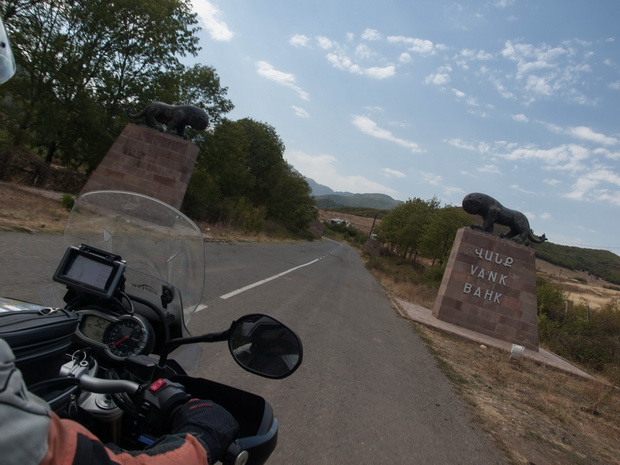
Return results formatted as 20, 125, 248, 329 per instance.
172, 398, 239, 463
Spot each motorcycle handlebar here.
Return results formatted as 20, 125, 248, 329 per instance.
59, 362, 140, 395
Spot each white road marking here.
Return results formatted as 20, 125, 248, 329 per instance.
219, 244, 341, 300
220, 258, 320, 299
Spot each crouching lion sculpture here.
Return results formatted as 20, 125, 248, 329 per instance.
462, 192, 547, 245
126, 102, 209, 138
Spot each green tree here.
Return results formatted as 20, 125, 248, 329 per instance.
196, 119, 254, 199
236, 118, 286, 206
268, 167, 316, 231
186, 118, 316, 233
419, 206, 472, 264
377, 197, 440, 259
1, 0, 232, 174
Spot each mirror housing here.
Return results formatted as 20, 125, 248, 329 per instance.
228, 314, 303, 379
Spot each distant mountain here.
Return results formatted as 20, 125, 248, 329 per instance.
314, 193, 401, 210
304, 177, 401, 210
305, 177, 334, 196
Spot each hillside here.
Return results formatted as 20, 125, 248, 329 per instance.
534, 241, 620, 285
314, 193, 401, 210
305, 177, 402, 210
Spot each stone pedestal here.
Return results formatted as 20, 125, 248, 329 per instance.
432, 227, 539, 350
80, 124, 198, 209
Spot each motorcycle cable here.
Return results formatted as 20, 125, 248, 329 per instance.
123, 293, 170, 348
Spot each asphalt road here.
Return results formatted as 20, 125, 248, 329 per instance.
0, 232, 508, 464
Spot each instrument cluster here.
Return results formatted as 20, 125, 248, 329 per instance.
75, 309, 154, 361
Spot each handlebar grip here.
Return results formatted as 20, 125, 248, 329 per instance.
59, 362, 140, 395
78, 374, 140, 395
222, 440, 249, 465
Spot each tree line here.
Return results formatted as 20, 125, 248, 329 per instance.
0, 0, 316, 234
375, 197, 474, 265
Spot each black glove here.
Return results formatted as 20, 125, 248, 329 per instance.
172, 398, 240, 463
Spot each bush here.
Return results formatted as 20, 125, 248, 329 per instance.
60, 194, 75, 211
422, 264, 446, 287
536, 276, 567, 320
322, 221, 367, 245
537, 278, 620, 384
232, 198, 266, 234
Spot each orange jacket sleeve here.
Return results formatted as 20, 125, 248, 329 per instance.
40, 412, 210, 465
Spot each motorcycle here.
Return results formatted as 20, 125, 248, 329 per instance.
0, 190, 303, 465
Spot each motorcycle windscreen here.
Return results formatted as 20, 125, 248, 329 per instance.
63, 191, 205, 326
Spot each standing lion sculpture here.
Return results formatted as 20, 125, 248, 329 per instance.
462, 192, 547, 245
126, 102, 209, 138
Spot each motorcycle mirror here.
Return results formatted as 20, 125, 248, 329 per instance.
228, 314, 303, 379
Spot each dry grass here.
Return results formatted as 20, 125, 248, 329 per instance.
536, 259, 620, 307
414, 323, 620, 465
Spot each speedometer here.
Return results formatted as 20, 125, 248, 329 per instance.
104, 315, 152, 359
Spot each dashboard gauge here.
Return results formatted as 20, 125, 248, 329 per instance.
103, 316, 151, 359
79, 315, 111, 343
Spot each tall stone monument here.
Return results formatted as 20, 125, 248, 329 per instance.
80, 123, 198, 209
432, 227, 539, 350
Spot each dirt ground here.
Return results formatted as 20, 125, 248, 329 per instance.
536, 258, 620, 307
0, 182, 69, 233
319, 209, 381, 235
2, 184, 619, 464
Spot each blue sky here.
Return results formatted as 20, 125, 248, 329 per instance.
188, 0, 620, 252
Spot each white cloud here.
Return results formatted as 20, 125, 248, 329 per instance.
424, 71, 451, 86
286, 150, 397, 195
460, 49, 493, 61
566, 169, 620, 205
478, 164, 502, 174
387, 36, 445, 55
512, 113, 528, 122
316, 36, 334, 50
420, 171, 462, 196
292, 106, 309, 118
355, 44, 376, 60
352, 115, 424, 153
362, 28, 381, 41
365, 65, 396, 79
498, 143, 591, 172
326, 53, 362, 74
255, 61, 310, 101
445, 138, 494, 154
499, 40, 594, 103
399, 53, 412, 63
326, 53, 395, 79
382, 168, 407, 178
290, 34, 310, 47
540, 122, 619, 146
422, 171, 443, 185
567, 126, 619, 146
510, 184, 537, 195
191, 0, 233, 41
425, 65, 452, 86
